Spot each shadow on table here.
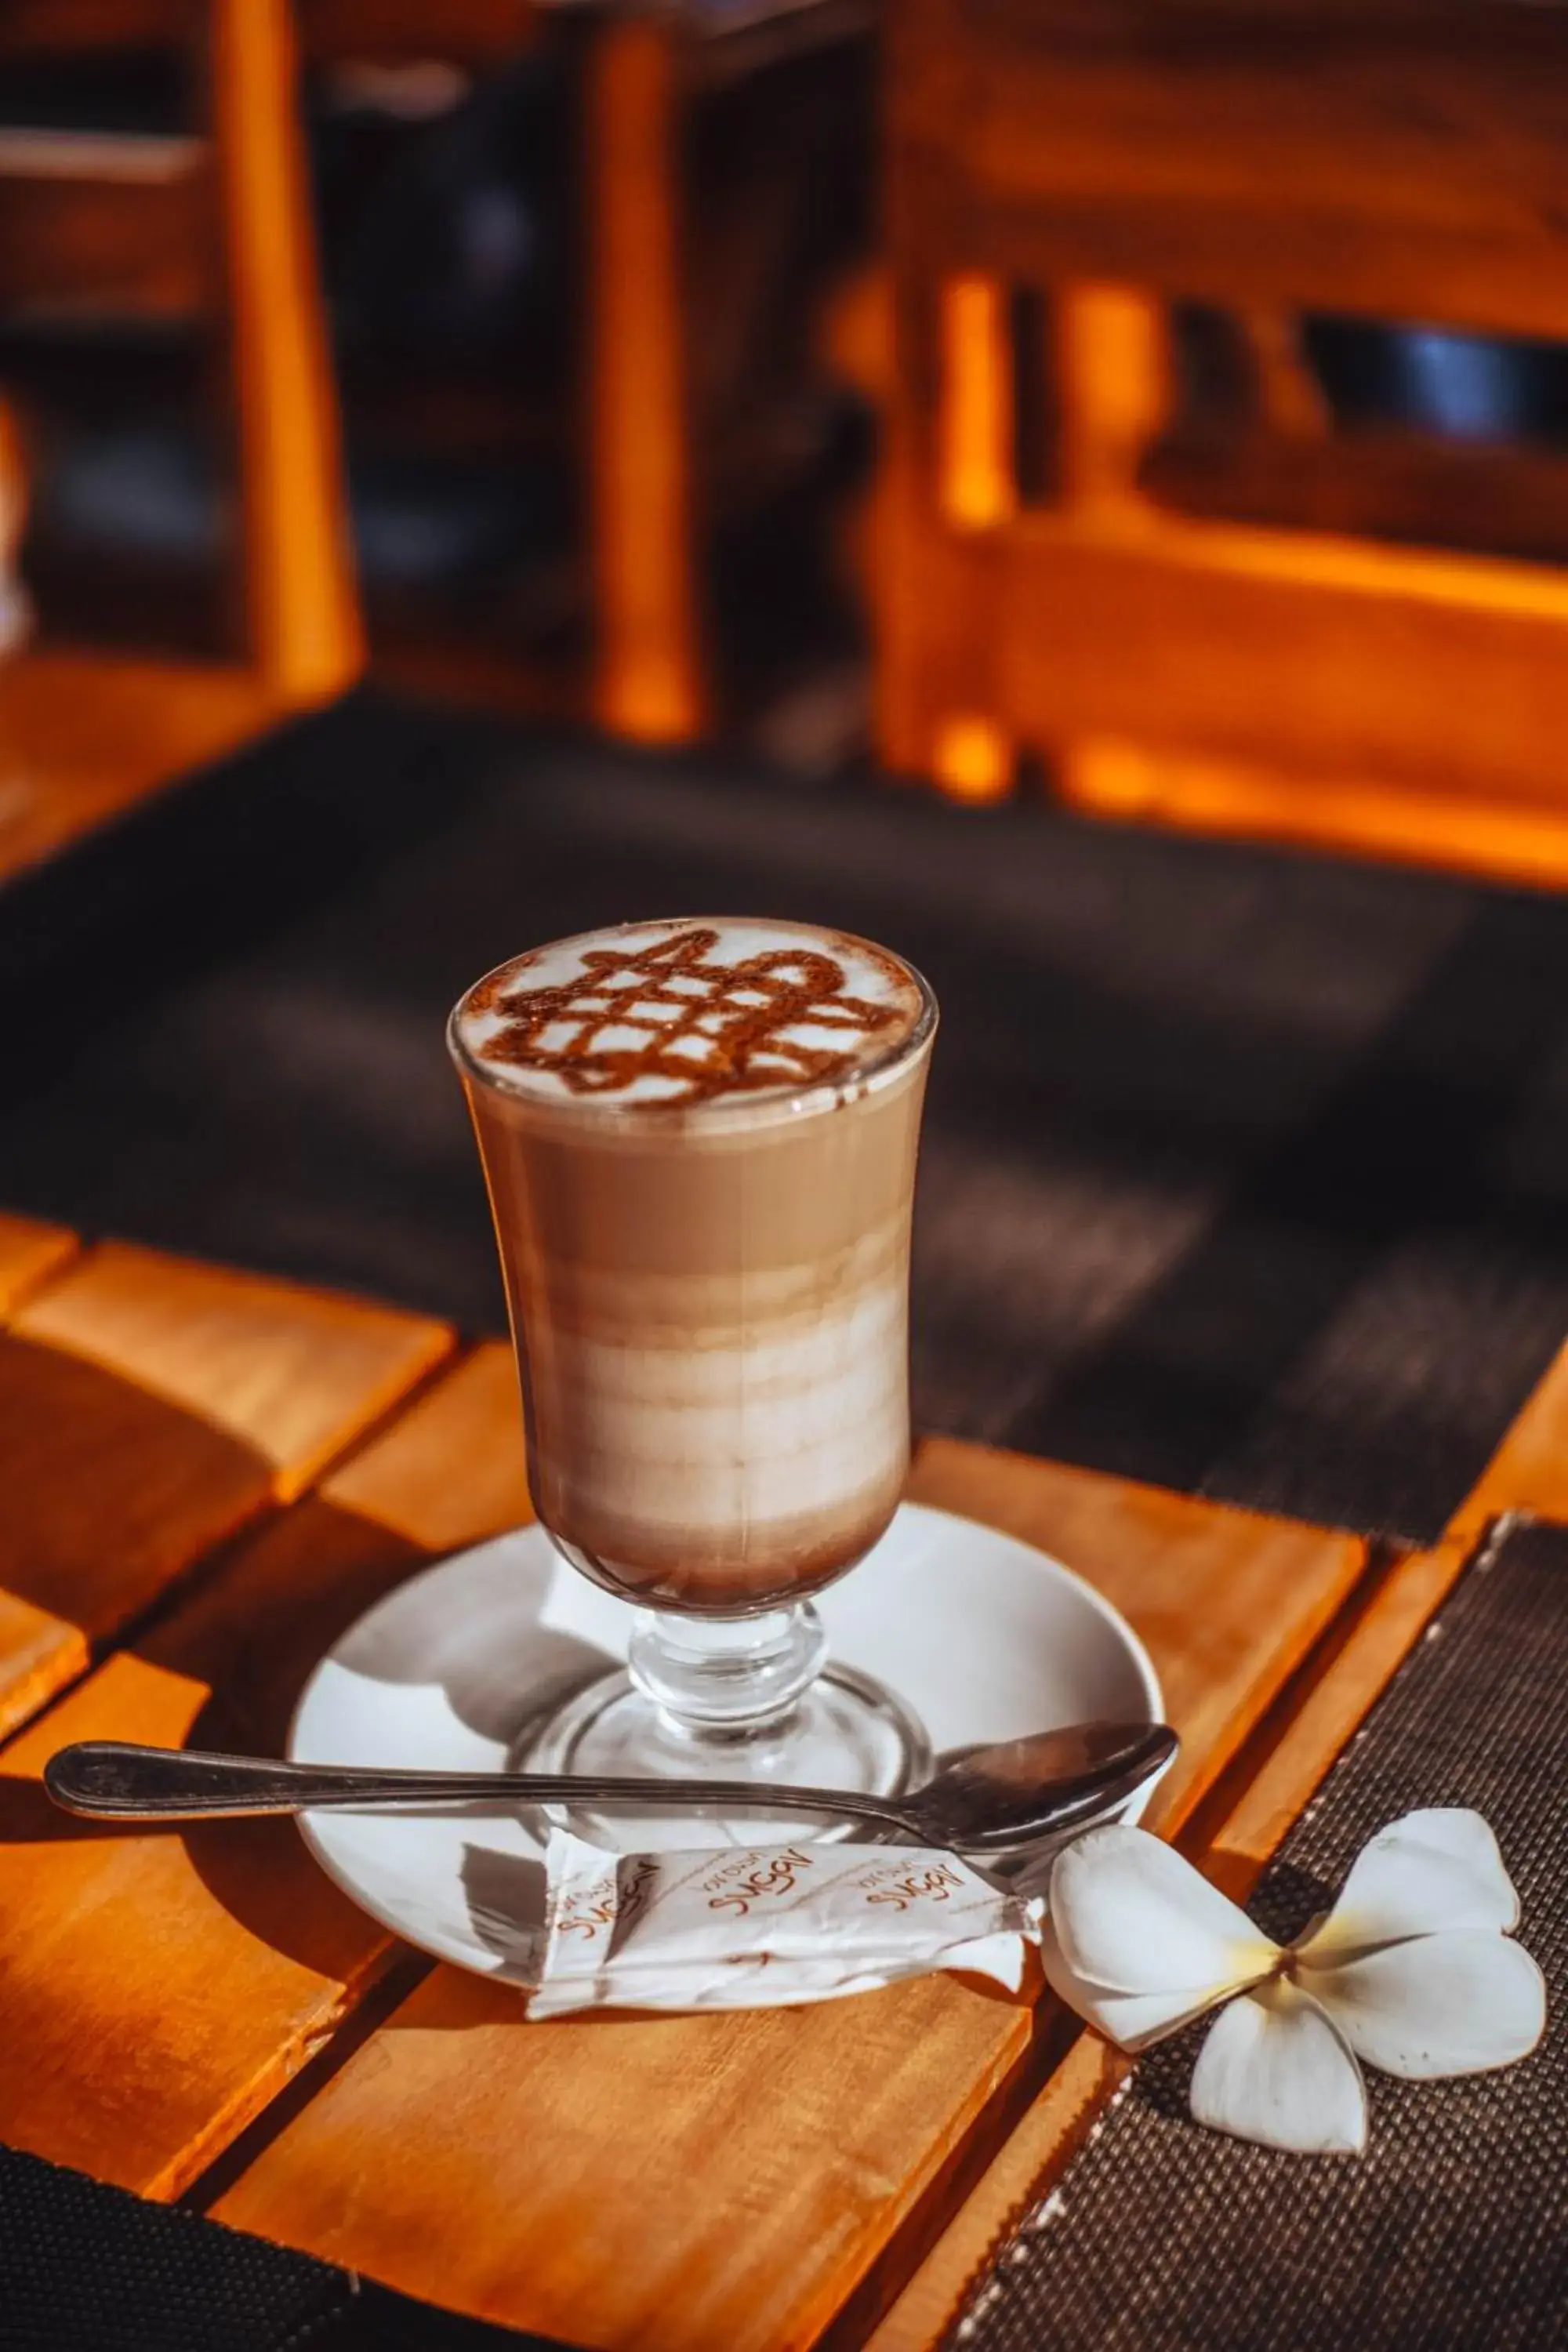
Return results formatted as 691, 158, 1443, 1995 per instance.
0, 1773, 141, 1843
163, 1518, 604, 1980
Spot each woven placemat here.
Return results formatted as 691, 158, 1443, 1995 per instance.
949, 1515, 1568, 2352
7, 696, 1568, 1545
0, 2143, 564, 2352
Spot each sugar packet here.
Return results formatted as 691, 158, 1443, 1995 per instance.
527, 1831, 1034, 2017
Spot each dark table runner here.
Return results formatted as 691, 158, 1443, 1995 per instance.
5, 691, 1568, 1545
0, 2144, 558, 2351
950, 1513, 1568, 2352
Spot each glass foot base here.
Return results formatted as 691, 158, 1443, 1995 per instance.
524, 1661, 931, 1852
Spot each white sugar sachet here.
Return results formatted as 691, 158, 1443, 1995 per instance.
527, 1831, 1033, 2018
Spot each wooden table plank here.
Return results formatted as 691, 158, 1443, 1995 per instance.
0, 1210, 77, 1313
1443, 1333, 1568, 1544
0, 651, 279, 887
907, 1440, 1365, 1831
0, 1243, 451, 1740
212, 1443, 1367, 2352
16, 1242, 450, 1499
0, 1344, 529, 2197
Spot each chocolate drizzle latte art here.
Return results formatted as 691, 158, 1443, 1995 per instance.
466, 924, 913, 1106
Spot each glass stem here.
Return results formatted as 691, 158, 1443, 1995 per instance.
626, 1603, 828, 1740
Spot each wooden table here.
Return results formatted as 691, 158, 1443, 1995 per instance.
2, 1210, 1563, 2350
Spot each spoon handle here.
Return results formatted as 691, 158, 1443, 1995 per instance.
43, 1741, 920, 1835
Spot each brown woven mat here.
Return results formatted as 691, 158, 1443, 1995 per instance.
948, 1515, 1568, 2352
8, 697, 1568, 1545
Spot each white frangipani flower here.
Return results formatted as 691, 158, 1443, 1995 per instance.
1042, 1809, 1544, 2154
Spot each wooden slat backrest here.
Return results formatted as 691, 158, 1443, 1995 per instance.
0, 3, 183, 51
902, 2, 1568, 338
880, 0, 1568, 882
294, 1, 540, 65
0, 0, 363, 705
0, 136, 210, 318
0, 2, 536, 58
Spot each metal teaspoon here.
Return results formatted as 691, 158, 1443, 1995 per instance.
44, 1720, 1176, 1853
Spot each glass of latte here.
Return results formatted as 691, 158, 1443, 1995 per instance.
448, 916, 937, 1798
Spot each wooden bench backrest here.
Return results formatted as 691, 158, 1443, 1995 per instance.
880, 0, 1568, 877
0, 0, 361, 704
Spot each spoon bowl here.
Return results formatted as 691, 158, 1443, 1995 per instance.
908, 1720, 1176, 1850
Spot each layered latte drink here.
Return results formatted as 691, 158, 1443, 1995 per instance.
450, 918, 935, 1620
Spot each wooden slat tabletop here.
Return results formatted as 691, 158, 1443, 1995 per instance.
208, 1454, 1363, 2350
0, 1342, 525, 2198
2, 1224, 1554, 2350
0, 652, 281, 889
0, 1243, 450, 1744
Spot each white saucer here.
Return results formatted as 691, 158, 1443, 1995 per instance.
289, 1503, 1164, 1997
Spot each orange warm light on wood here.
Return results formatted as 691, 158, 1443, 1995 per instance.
933, 713, 1012, 801
213, 0, 364, 703
881, 0, 1568, 882
938, 275, 1014, 529
1055, 283, 1171, 517
588, 17, 704, 744
1063, 738, 1568, 894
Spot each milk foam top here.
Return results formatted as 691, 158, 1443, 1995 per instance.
453, 918, 931, 1110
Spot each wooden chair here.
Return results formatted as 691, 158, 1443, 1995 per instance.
292, 2, 865, 750
879, 0, 1568, 885
584, 1, 874, 746
219, 0, 702, 746
0, 0, 362, 883
293, 2, 855, 750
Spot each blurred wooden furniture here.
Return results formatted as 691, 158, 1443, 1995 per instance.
318, 0, 705, 743
289, 0, 866, 746
241, 0, 706, 744
586, 12, 705, 741
584, 0, 873, 744
0, 0, 362, 884
880, 0, 1568, 885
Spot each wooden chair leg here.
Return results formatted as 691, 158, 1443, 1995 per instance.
1236, 307, 1331, 443
938, 274, 1015, 530
212, 0, 363, 706
927, 275, 1015, 797
586, 15, 705, 743
1056, 282, 1174, 520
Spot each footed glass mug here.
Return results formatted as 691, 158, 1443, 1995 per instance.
448, 916, 937, 1802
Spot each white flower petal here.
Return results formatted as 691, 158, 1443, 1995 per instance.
1038, 1914, 1236, 2052
1189, 1980, 1367, 2154
1299, 1810, 1518, 1962
1048, 1827, 1279, 1998
1299, 1929, 1546, 2078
